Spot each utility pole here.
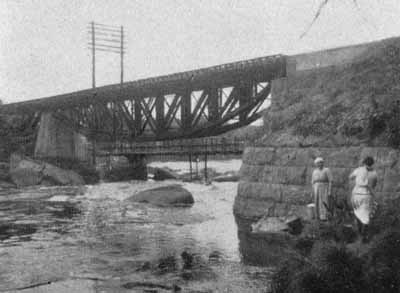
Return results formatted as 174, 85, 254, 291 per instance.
87, 21, 126, 164
120, 25, 124, 85
87, 21, 126, 87
91, 21, 96, 88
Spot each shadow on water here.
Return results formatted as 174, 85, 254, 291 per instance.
0, 200, 81, 241
0, 200, 81, 218
49, 202, 81, 219
0, 223, 37, 241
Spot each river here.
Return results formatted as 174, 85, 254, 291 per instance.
0, 160, 273, 292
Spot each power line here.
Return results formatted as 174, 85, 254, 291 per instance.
87, 21, 126, 88
86, 30, 122, 38
89, 37, 122, 44
91, 22, 121, 29
87, 25, 122, 34
87, 47, 123, 54
87, 43, 126, 50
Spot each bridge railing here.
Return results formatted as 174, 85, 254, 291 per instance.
96, 137, 245, 156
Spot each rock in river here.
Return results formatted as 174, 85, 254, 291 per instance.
152, 167, 179, 181
127, 184, 194, 207
251, 215, 302, 235
9, 154, 84, 187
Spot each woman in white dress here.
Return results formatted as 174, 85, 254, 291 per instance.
312, 157, 333, 221
349, 156, 378, 242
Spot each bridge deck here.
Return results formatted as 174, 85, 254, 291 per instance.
0, 54, 285, 114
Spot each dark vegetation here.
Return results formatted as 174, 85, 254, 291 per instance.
270, 199, 400, 293
0, 114, 37, 160
0, 113, 99, 183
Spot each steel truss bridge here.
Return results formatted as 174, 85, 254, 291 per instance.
0, 54, 286, 143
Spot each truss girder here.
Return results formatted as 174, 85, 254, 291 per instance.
0, 54, 286, 141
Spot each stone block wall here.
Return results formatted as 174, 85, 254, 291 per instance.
234, 146, 400, 222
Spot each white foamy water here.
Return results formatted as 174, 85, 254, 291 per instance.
0, 160, 274, 292
148, 159, 242, 175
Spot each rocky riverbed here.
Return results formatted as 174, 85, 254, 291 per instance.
0, 160, 274, 292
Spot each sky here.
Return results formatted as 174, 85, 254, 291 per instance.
0, 0, 400, 103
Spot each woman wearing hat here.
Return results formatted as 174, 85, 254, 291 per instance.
311, 157, 333, 221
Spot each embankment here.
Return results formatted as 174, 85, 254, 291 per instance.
234, 37, 400, 263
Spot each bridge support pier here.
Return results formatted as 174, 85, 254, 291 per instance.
34, 113, 90, 162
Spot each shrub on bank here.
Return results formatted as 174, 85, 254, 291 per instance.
365, 229, 400, 293
270, 199, 400, 293
271, 241, 367, 293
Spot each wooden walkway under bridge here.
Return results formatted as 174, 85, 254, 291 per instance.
96, 137, 245, 157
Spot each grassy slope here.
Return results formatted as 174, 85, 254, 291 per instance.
262, 38, 400, 147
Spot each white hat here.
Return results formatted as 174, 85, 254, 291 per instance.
314, 157, 324, 164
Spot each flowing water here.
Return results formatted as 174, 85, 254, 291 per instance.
0, 160, 273, 292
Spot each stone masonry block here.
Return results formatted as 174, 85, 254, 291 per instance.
323, 147, 361, 168
237, 181, 282, 202
242, 147, 275, 165
278, 166, 308, 185
233, 196, 275, 220
237, 181, 263, 199
258, 183, 283, 202
274, 148, 313, 166
280, 184, 311, 205
269, 203, 290, 217
262, 166, 308, 185
261, 165, 277, 183
239, 163, 264, 182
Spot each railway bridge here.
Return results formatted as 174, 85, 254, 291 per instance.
0, 54, 286, 176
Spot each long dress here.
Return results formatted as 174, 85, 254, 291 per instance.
312, 167, 333, 220
350, 166, 378, 225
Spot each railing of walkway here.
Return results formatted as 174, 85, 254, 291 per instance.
96, 137, 245, 156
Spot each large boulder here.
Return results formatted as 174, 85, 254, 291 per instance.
127, 184, 194, 207
43, 163, 85, 186
9, 155, 84, 187
9, 159, 44, 187
252, 215, 302, 235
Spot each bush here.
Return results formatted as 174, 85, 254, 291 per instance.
369, 197, 400, 238
270, 201, 400, 293
271, 241, 368, 293
365, 229, 400, 293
